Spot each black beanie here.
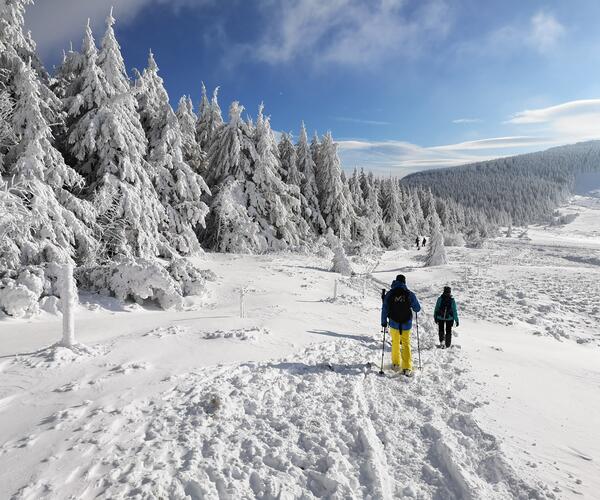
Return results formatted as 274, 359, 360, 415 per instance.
443, 286, 451, 295
396, 274, 406, 284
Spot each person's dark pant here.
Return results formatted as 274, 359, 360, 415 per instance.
438, 320, 453, 347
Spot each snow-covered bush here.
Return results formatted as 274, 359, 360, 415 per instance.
0, 279, 39, 317
15, 268, 45, 297
326, 230, 352, 276
0, 264, 66, 317
167, 258, 215, 296
77, 257, 184, 310
443, 232, 465, 247
314, 236, 334, 259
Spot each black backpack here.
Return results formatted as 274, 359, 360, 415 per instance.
388, 288, 412, 324
439, 294, 453, 319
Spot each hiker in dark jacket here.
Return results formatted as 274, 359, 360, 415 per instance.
415, 236, 420, 250
381, 274, 421, 374
434, 286, 459, 348
422, 237, 427, 247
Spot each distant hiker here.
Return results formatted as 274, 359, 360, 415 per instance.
381, 274, 421, 375
422, 237, 427, 247
434, 286, 459, 348
415, 236, 421, 250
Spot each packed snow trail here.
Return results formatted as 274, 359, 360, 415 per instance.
6, 339, 550, 499
2, 197, 599, 498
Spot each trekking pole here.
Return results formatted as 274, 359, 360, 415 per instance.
416, 312, 422, 370
379, 288, 387, 375
379, 326, 387, 375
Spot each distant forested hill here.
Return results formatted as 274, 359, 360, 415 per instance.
403, 141, 600, 225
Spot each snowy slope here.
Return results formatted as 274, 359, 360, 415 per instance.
1, 197, 599, 499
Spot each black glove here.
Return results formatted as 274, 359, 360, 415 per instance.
381, 323, 387, 329
434, 319, 439, 324
455, 321, 459, 327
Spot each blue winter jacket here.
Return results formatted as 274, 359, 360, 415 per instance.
381, 280, 421, 331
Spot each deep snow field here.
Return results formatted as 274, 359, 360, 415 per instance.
1, 196, 599, 499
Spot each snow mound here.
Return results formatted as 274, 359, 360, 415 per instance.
321, 293, 363, 305
108, 361, 151, 375
16, 343, 101, 369
143, 325, 189, 338
202, 327, 270, 341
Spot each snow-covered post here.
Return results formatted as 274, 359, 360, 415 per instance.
239, 288, 245, 318
362, 276, 366, 298
334, 279, 338, 300
62, 262, 76, 347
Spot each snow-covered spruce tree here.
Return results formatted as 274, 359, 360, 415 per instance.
207, 177, 262, 253
196, 83, 223, 152
203, 101, 262, 251
0, 75, 14, 158
279, 130, 317, 236
314, 132, 353, 240
326, 229, 352, 276
296, 122, 325, 234
176, 95, 206, 175
0, 0, 54, 99
425, 211, 447, 266
380, 177, 403, 248
278, 132, 300, 185
249, 104, 309, 249
5, 59, 97, 266
360, 173, 383, 246
66, 14, 165, 259
135, 51, 210, 255
348, 168, 365, 212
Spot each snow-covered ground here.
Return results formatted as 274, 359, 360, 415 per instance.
1, 197, 599, 499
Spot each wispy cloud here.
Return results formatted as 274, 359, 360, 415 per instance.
452, 118, 482, 124
338, 96, 600, 175
336, 134, 557, 176
333, 116, 391, 126
25, 0, 213, 61
249, 0, 452, 67
506, 99, 600, 124
431, 136, 554, 151
506, 99, 600, 142
529, 11, 565, 53
456, 10, 565, 59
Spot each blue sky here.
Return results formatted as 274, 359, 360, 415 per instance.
25, 0, 600, 176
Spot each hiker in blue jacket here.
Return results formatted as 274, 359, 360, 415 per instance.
434, 286, 459, 348
381, 274, 421, 374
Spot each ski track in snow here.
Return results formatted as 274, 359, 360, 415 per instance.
5, 341, 551, 499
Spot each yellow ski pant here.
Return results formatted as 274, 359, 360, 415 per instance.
390, 327, 412, 371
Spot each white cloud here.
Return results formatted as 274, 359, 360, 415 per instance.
506, 99, 600, 142
333, 116, 391, 126
24, 0, 212, 61
251, 0, 452, 67
336, 134, 556, 176
431, 136, 554, 151
529, 11, 565, 53
338, 96, 600, 175
452, 118, 482, 124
